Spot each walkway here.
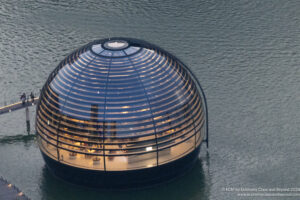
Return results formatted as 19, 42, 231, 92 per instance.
0, 98, 39, 115
0, 177, 30, 200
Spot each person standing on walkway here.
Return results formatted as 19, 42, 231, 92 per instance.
30, 92, 35, 103
20, 93, 26, 105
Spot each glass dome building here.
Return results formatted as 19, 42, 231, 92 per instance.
36, 37, 208, 188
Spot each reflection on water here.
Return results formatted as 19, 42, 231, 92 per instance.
40, 158, 210, 200
0, 134, 35, 145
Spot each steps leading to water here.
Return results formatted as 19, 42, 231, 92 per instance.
0, 177, 30, 200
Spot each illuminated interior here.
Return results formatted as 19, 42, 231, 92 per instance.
36, 38, 206, 171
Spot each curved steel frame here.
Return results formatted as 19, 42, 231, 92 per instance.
100, 37, 209, 148
36, 37, 209, 175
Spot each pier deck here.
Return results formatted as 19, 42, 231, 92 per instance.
0, 98, 39, 115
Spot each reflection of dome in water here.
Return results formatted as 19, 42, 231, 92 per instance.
36, 37, 208, 188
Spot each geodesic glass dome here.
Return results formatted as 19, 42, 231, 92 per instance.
36, 38, 208, 188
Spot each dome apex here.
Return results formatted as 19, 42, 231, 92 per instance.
103, 40, 129, 50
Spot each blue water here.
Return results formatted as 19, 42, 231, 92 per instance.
0, 0, 299, 199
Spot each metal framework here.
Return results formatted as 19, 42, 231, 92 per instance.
36, 38, 208, 172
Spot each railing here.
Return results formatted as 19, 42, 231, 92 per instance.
0, 90, 40, 115
0, 93, 40, 134
0, 91, 40, 108
0, 97, 39, 115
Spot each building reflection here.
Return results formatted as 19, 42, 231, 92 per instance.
40, 158, 210, 200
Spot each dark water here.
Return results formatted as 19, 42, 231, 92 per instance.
0, 0, 299, 199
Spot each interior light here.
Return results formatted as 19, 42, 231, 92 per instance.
146, 146, 153, 151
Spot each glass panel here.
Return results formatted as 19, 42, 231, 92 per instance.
91, 44, 103, 54
36, 40, 207, 172
196, 125, 205, 147
195, 130, 201, 147
38, 136, 57, 160
105, 152, 157, 171
158, 135, 195, 165
124, 47, 140, 55
112, 51, 125, 57
104, 136, 156, 152
57, 148, 104, 170
100, 50, 113, 56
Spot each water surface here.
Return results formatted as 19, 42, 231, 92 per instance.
0, 0, 299, 199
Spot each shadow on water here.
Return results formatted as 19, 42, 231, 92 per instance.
40, 158, 210, 200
